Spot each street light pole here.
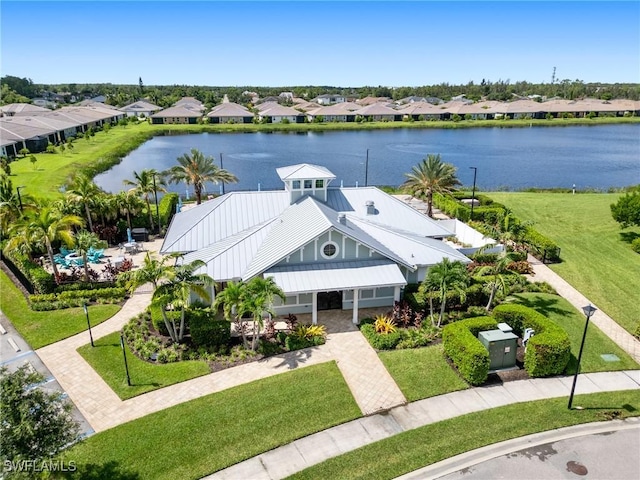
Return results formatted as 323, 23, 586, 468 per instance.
568, 304, 597, 409
365, 149, 369, 187
469, 167, 477, 221
219, 153, 225, 195
84, 303, 94, 347
152, 173, 161, 235
120, 333, 132, 386
16, 186, 25, 212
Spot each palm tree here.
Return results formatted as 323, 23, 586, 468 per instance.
165, 148, 238, 205
402, 154, 461, 218
0, 174, 22, 238
8, 206, 83, 279
124, 169, 166, 231
421, 258, 469, 327
66, 174, 101, 232
74, 230, 107, 282
213, 281, 250, 348
487, 209, 531, 251
114, 190, 143, 231
151, 259, 214, 342
476, 251, 521, 311
244, 276, 285, 351
119, 252, 176, 294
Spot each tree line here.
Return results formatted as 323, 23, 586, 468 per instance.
2, 75, 639, 108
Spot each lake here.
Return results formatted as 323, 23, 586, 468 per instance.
94, 124, 640, 195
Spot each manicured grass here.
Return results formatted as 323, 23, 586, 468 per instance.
77, 332, 211, 400
508, 293, 638, 373
63, 362, 360, 480
489, 192, 640, 335
379, 344, 468, 401
288, 390, 640, 480
0, 270, 120, 349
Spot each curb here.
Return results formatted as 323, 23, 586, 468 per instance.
396, 417, 640, 479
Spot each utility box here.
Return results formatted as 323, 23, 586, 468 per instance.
478, 329, 518, 371
131, 228, 149, 242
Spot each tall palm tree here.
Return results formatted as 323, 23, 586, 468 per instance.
476, 251, 521, 311
0, 174, 22, 239
151, 259, 214, 342
165, 148, 238, 205
8, 206, 83, 279
402, 154, 461, 218
421, 258, 469, 327
213, 281, 250, 348
487, 209, 531, 251
123, 169, 166, 231
244, 276, 285, 351
74, 230, 107, 282
66, 174, 101, 232
114, 190, 144, 231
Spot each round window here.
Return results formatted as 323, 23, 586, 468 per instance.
322, 242, 338, 259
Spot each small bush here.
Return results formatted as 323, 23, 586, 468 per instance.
189, 308, 231, 348
634, 323, 640, 340
149, 304, 180, 336
493, 303, 570, 377
442, 316, 497, 385
631, 238, 640, 254
360, 323, 401, 350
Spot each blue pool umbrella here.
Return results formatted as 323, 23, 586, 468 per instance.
127, 227, 133, 243
176, 197, 182, 213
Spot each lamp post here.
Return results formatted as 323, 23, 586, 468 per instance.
469, 167, 477, 221
152, 173, 161, 235
219, 153, 225, 195
364, 149, 369, 187
120, 332, 132, 386
84, 303, 94, 347
16, 186, 25, 212
568, 304, 597, 409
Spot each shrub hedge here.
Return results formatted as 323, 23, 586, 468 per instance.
189, 308, 231, 348
149, 303, 181, 336
493, 303, 571, 377
360, 323, 402, 350
522, 226, 562, 263
442, 316, 497, 385
2, 249, 55, 294
159, 193, 179, 230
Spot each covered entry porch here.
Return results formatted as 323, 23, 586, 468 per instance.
267, 260, 407, 325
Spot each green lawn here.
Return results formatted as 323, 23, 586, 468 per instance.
288, 390, 640, 480
508, 293, 638, 373
77, 332, 211, 400
0, 270, 120, 349
63, 362, 360, 480
379, 344, 469, 401
489, 192, 640, 335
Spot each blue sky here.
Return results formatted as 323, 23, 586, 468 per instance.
2, 1, 639, 86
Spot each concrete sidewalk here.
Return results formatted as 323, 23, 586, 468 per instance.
205, 370, 640, 480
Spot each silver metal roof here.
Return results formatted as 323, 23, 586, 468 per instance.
160, 191, 290, 253
276, 164, 336, 181
348, 217, 471, 267
266, 260, 406, 294
326, 187, 454, 238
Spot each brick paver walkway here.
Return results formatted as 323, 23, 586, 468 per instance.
528, 255, 640, 364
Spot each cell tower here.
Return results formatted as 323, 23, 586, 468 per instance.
551, 67, 556, 84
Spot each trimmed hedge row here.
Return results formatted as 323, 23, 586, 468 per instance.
522, 226, 562, 263
493, 303, 571, 377
188, 308, 231, 348
433, 193, 470, 222
442, 316, 497, 385
2, 248, 55, 294
159, 193, 179, 230
360, 323, 402, 350
31, 287, 126, 303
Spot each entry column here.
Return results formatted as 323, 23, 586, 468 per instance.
312, 291, 318, 325
352, 288, 359, 324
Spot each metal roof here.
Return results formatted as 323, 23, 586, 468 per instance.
266, 260, 406, 294
326, 187, 454, 238
180, 219, 278, 281
348, 217, 471, 267
160, 191, 290, 253
242, 195, 413, 280
276, 164, 336, 181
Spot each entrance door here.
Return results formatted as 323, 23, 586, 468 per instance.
317, 291, 342, 310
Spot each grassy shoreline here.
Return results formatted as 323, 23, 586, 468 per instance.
8, 117, 639, 199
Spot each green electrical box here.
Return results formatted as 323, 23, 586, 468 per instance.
478, 329, 518, 371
